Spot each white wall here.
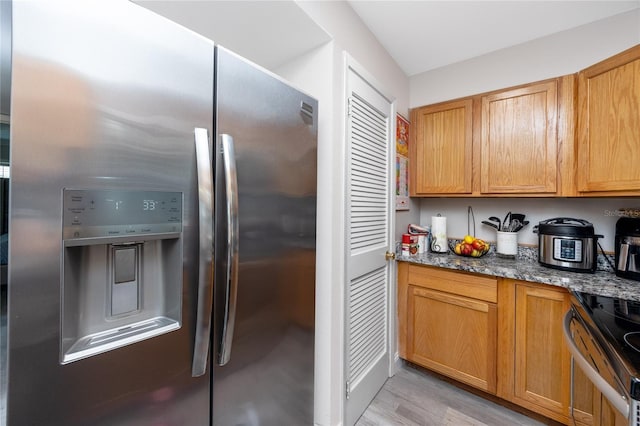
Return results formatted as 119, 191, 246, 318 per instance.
291, 1, 421, 243
274, 1, 408, 425
278, 2, 412, 425
410, 8, 640, 106
275, 41, 340, 426
406, 9, 640, 254
297, 1, 409, 116
417, 198, 638, 252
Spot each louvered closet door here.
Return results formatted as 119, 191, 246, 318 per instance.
345, 66, 394, 426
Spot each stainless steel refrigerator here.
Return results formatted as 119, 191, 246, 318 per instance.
0, 2, 317, 425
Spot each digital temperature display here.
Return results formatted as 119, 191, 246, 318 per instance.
143, 200, 157, 211
106, 198, 161, 212
63, 189, 183, 240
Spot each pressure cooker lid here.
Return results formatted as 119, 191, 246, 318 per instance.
536, 217, 596, 237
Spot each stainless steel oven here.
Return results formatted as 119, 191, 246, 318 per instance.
564, 291, 640, 426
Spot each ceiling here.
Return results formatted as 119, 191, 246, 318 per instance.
136, 1, 640, 78
348, 0, 640, 76
135, 1, 331, 71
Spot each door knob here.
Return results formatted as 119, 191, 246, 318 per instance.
385, 251, 395, 261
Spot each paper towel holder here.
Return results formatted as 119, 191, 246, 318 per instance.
430, 214, 448, 253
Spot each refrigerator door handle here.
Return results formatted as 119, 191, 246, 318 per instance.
192, 127, 214, 377
218, 133, 239, 366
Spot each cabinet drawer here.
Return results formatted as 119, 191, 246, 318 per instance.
407, 265, 497, 303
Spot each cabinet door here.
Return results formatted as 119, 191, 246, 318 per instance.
480, 81, 558, 194
572, 327, 596, 426
577, 44, 640, 194
512, 282, 571, 423
595, 390, 628, 426
574, 371, 595, 426
410, 99, 473, 195
406, 285, 497, 393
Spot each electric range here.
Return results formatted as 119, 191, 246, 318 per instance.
567, 291, 640, 425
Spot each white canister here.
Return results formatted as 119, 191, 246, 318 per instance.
417, 235, 426, 254
496, 231, 518, 256
430, 216, 448, 253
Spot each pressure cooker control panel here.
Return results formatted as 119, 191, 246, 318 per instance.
553, 238, 582, 263
63, 189, 182, 241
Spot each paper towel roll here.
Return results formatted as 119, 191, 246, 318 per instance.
431, 216, 448, 253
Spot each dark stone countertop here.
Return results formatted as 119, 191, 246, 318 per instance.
397, 252, 640, 302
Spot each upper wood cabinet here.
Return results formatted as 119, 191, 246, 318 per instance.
409, 99, 473, 195
577, 44, 640, 195
480, 81, 558, 194
409, 76, 574, 196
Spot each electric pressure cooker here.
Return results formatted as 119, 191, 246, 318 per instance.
534, 217, 603, 273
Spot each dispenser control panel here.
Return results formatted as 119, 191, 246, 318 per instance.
63, 189, 182, 240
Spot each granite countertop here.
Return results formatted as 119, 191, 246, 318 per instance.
397, 251, 640, 302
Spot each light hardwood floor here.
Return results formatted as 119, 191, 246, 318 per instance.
356, 362, 561, 426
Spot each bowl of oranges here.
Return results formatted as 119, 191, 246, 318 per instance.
452, 235, 490, 258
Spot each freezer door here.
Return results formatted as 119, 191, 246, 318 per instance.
6, 2, 213, 425
213, 47, 318, 425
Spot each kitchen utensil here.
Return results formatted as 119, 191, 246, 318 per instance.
488, 216, 502, 231
482, 220, 499, 230
503, 212, 512, 231
511, 220, 529, 232
507, 219, 521, 232
510, 213, 526, 224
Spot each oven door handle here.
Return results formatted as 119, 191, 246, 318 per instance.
563, 310, 630, 419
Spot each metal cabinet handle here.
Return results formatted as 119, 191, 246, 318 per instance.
217, 133, 239, 366
562, 310, 630, 419
192, 128, 214, 377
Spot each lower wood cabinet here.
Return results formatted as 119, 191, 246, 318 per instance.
571, 322, 597, 426
571, 325, 622, 426
407, 285, 497, 393
398, 264, 597, 425
594, 390, 628, 426
574, 366, 596, 426
398, 263, 497, 393
498, 279, 573, 424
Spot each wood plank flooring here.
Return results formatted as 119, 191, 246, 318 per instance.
356, 362, 561, 426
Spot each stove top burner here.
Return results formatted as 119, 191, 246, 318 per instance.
624, 332, 640, 353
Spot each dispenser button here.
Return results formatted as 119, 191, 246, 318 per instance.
114, 247, 136, 284
112, 246, 139, 316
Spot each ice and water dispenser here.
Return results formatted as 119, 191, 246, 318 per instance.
61, 189, 183, 363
